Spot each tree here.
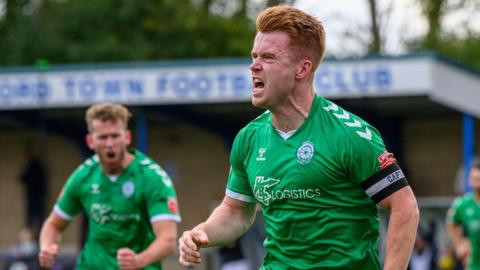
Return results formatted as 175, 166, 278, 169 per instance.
419, 0, 445, 50
367, 0, 381, 53
407, 0, 480, 68
0, 0, 296, 67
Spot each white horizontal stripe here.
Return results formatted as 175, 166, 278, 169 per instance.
54, 205, 74, 220
365, 169, 405, 197
226, 189, 257, 203
150, 214, 181, 223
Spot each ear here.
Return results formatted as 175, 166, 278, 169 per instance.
125, 130, 132, 146
86, 134, 94, 150
295, 59, 313, 80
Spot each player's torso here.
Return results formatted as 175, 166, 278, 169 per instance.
244, 111, 372, 210
242, 104, 379, 269
77, 164, 155, 255
69, 153, 165, 269
76, 164, 158, 268
246, 126, 335, 208
80, 167, 146, 229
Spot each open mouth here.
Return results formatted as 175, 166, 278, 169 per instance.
106, 151, 116, 159
253, 78, 264, 90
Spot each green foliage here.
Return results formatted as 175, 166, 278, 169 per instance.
0, 0, 265, 66
407, 0, 480, 69
436, 35, 480, 69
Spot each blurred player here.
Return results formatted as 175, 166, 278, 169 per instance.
39, 103, 180, 269
447, 157, 480, 270
179, 5, 419, 270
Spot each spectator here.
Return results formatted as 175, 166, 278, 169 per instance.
409, 232, 436, 270
18, 146, 47, 234
7, 227, 40, 270
10, 227, 38, 259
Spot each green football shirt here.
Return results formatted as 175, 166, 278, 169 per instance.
227, 95, 408, 270
448, 193, 480, 270
55, 149, 181, 270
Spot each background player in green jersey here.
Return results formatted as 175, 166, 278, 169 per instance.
179, 6, 419, 270
38, 103, 181, 270
447, 158, 480, 270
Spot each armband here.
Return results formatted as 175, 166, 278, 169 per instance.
360, 163, 408, 203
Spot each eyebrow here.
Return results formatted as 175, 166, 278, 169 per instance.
251, 51, 277, 57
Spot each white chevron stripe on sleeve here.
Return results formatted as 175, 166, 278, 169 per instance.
356, 127, 372, 140
333, 111, 350, 119
322, 103, 338, 111
345, 119, 361, 127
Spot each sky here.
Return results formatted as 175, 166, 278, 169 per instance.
294, 0, 426, 56
294, 0, 479, 57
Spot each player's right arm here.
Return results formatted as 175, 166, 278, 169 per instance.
39, 212, 69, 268
178, 195, 257, 267
179, 126, 257, 267
446, 220, 470, 263
39, 161, 86, 268
446, 199, 470, 264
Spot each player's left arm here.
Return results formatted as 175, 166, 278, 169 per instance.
339, 113, 419, 269
343, 120, 418, 269
117, 160, 180, 270
117, 220, 177, 270
378, 186, 419, 270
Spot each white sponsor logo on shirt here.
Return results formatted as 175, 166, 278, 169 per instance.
90, 204, 112, 224
256, 148, 267, 161
469, 220, 480, 232
90, 203, 140, 224
253, 176, 321, 206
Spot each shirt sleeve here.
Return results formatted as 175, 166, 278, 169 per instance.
343, 118, 408, 203
144, 166, 181, 223
55, 169, 84, 220
343, 122, 386, 182
447, 197, 463, 224
226, 128, 257, 203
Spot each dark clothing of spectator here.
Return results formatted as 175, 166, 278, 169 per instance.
20, 157, 47, 232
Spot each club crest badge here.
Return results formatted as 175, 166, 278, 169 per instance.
91, 183, 100, 194
122, 181, 135, 198
297, 141, 315, 164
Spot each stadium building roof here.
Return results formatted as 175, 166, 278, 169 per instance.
0, 51, 479, 118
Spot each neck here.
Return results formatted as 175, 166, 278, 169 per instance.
271, 86, 314, 132
474, 189, 480, 202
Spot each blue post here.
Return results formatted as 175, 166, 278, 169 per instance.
463, 114, 475, 193
136, 111, 148, 153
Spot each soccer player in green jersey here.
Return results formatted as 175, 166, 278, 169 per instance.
179, 6, 419, 270
447, 158, 480, 270
38, 103, 181, 270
